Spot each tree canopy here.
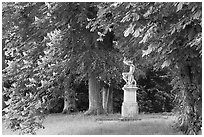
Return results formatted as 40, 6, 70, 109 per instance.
3, 2, 123, 134
91, 2, 201, 134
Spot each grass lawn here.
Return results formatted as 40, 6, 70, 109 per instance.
2, 113, 183, 135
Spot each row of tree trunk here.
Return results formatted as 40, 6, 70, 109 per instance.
62, 72, 114, 115
84, 72, 113, 115
2, 39, 114, 115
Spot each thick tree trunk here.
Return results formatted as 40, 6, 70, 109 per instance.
179, 63, 202, 133
107, 85, 113, 114
84, 72, 104, 115
62, 76, 77, 114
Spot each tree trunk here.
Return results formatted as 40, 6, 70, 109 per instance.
62, 76, 77, 114
102, 87, 108, 114
102, 85, 113, 114
2, 39, 6, 109
84, 72, 104, 115
179, 63, 202, 134
62, 90, 71, 114
107, 85, 113, 114
2, 39, 6, 70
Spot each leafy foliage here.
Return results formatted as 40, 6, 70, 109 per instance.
137, 68, 174, 113
2, 2, 123, 134
2, 2, 202, 135
90, 2, 202, 135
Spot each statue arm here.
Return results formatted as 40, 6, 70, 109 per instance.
123, 57, 133, 66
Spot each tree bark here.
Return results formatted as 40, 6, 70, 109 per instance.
2, 39, 6, 109
2, 39, 6, 70
102, 87, 108, 114
84, 72, 104, 115
107, 85, 113, 114
62, 90, 71, 114
179, 62, 202, 133
62, 76, 77, 114
102, 85, 113, 114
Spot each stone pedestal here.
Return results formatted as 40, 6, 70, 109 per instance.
121, 86, 138, 118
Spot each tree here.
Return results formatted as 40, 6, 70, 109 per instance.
3, 2, 201, 135
61, 74, 77, 114
137, 68, 174, 113
2, 2, 123, 134
91, 2, 201, 134
2, 39, 7, 109
101, 80, 115, 114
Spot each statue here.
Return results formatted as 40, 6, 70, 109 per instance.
121, 57, 138, 118
122, 57, 136, 86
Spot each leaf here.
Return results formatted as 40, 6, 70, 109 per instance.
142, 44, 153, 57
143, 6, 153, 17
5, 98, 12, 105
132, 13, 140, 21
157, 47, 162, 52
161, 60, 171, 68
133, 28, 140, 38
124, 23, 135, 37
177, 2, 184, 12
121, 14, 131, 23
193, 11, 201, 19
139, 32, 149, 44
171, 27, 176, 35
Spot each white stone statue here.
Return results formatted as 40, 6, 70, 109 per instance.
122, 57, 136, 86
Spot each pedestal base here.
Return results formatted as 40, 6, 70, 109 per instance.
122, 102, 138, 118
